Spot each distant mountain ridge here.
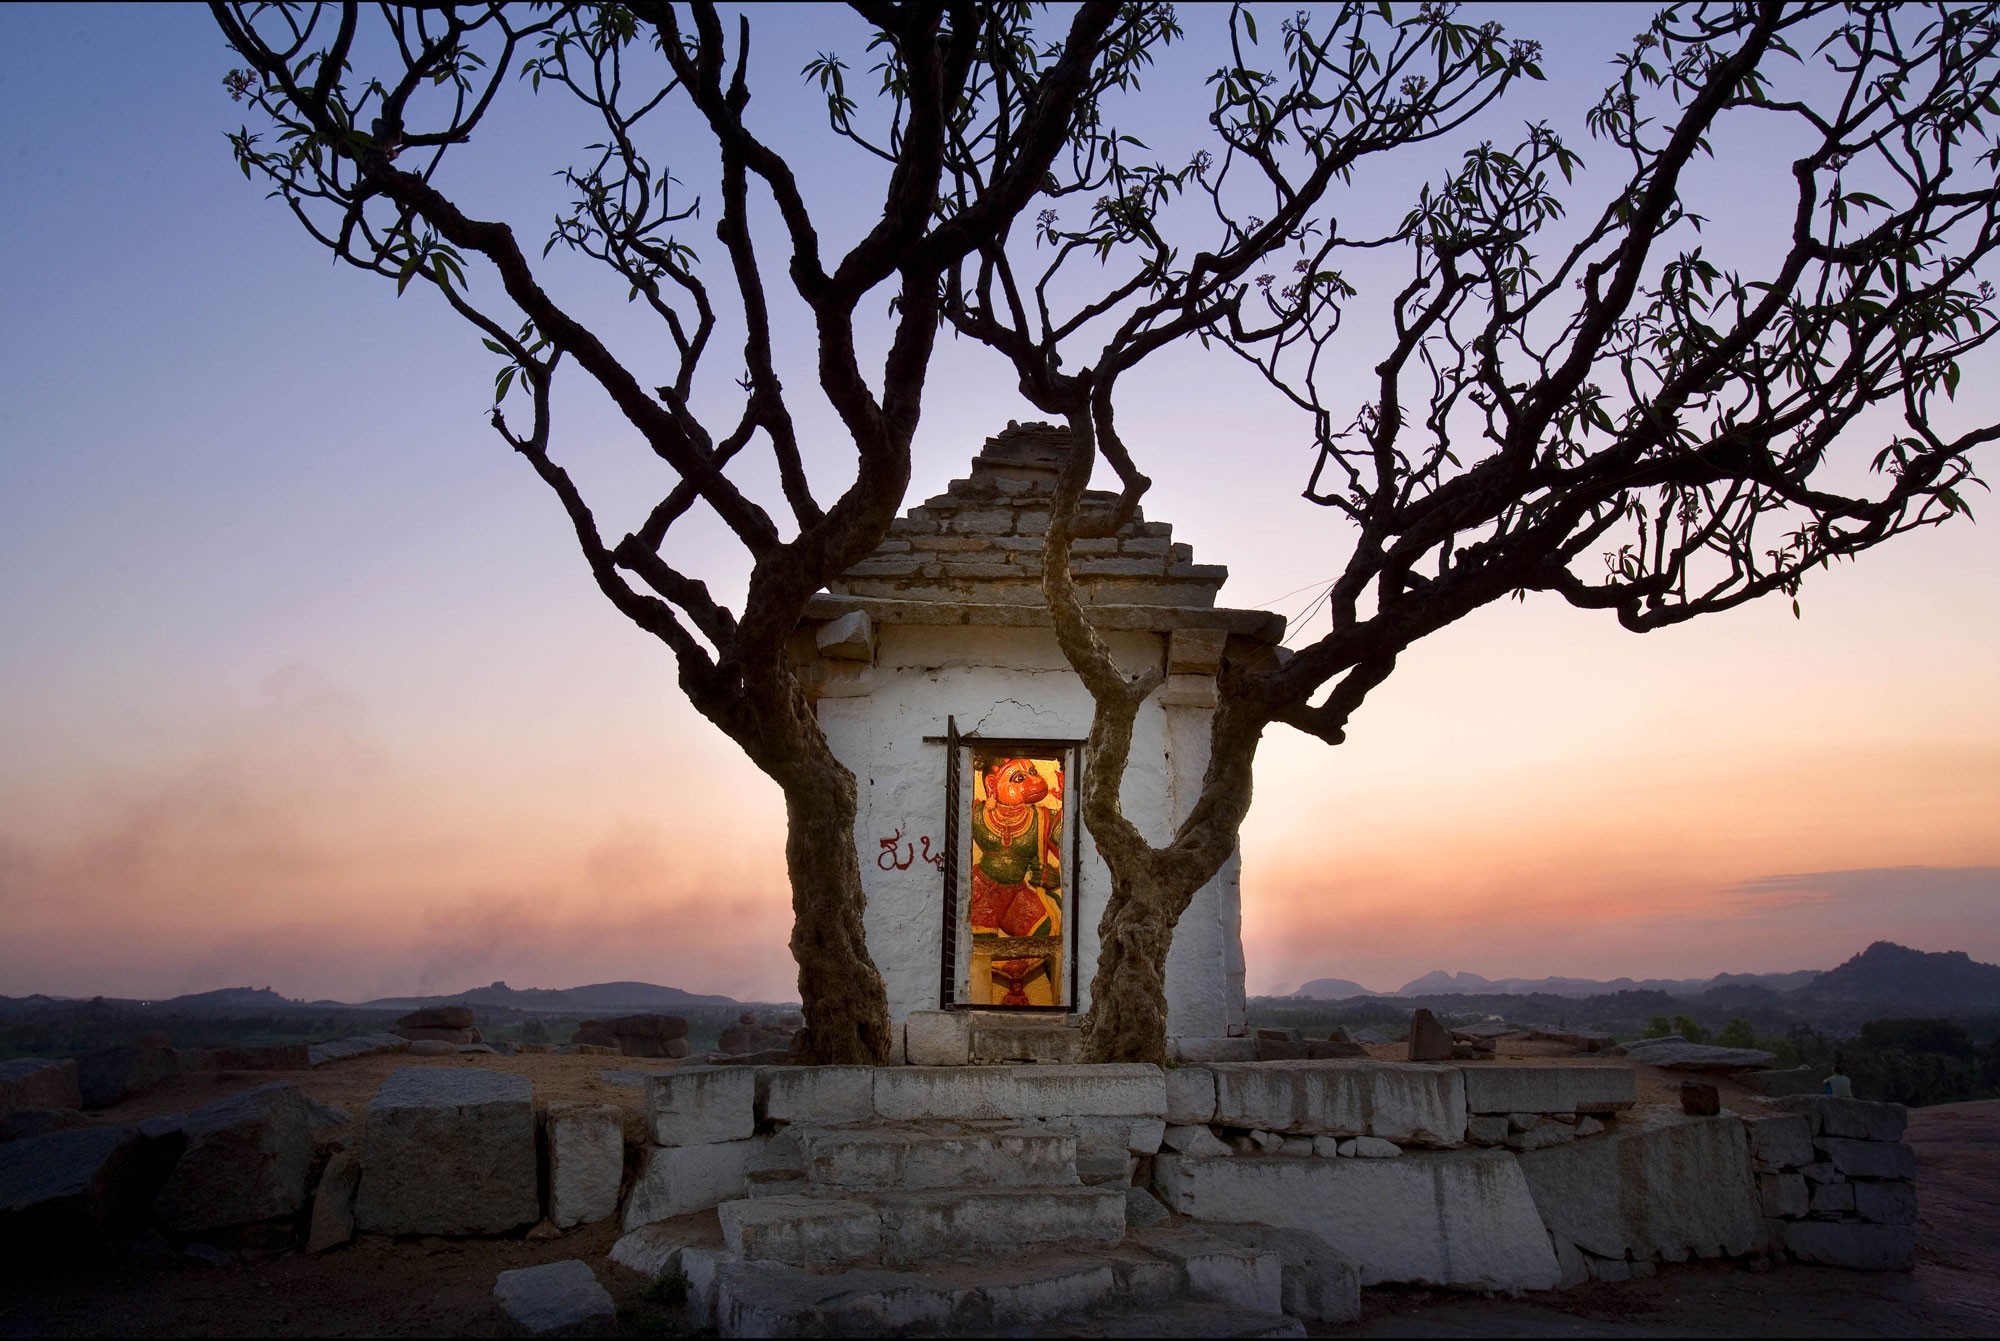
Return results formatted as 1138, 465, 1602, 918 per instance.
1279, 943, 2000, 1010
1287, 967, 1821, 1000
359, 980, 743, 1011
0, 979, 752, 1016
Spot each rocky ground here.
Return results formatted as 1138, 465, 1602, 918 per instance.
1, 1064, 1991, 1337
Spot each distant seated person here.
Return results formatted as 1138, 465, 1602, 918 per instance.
1822, 1062, 1853, 1098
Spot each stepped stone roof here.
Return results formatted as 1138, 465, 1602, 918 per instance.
807, 423, 1282, 641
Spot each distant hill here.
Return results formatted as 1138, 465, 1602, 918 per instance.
156, 987, 302, 1012
1293, 977, 1377, 1000
1797, 942, 2000, 1011
1397, 970, 1499, 994
1385, 969, 1822, 999
360, 980, 744, 1012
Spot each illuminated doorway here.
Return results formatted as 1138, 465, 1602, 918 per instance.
940, 722, 1080, 1010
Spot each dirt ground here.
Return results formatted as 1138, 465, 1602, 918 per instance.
2, 1057, 1992, 1337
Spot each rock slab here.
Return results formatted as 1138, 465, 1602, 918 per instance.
493, 1259, 618, 1335
1209, 1061, 1464, 1145
0, 1125, 181, 1263
0, 1059, 82, 1118
306, 1149, 358, 1252
1517, 1107, 1761, 1265
547, 1102, 623, 1229
645, 1067, 755, 1147
355, 1067, 538, 1236
1154, 1147, 1560, 1291
155, 1081, 314, 1233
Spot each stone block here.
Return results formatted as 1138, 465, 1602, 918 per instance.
547, 1102, 623, 1229
873, 1066, 1017, 1121
1126, 1186, 1170, 1227
1465, 1115, 1509, 1146
1784, 1220, 1915, 1270
156, 1081, 314, 1233
1506, 1125, 1573, 1152
1139, 1228, 1283, 1313
1127, 1117, 1167, 1154
645, 1067, 755, 1147
1853, 1180, 1917, 1225
355, 1067, 538, 1236
1189, 1223, 1362, 1324
1164, 1124, 1232, 1157
970, 1026, 1083, 1064
623, 1140, 752, 1229
1166, 1067, 1218, 1124
1516, 1108, 1761, 1264
873, 1185, 1126, 1265
1338, 1136, 1401, 1158
902, 1012, 972, 1067
0, 1125, 178, 1263
493, 1259, 618, 1335
1757, 1172, 1808, 1219
1680, 1082, 1722, 1116
1011, 1064, 1166, 1119
1772, 1095, 1907, 1142
1746, 1113, 1814, 1168
306, 1034, 409, 1066
306, 1149, 357, 1252
1311, 1136, 1341, 1158
608, 1218, 722, 1279
1167, 627, 1228, 676
949, 508, 1016, 534
0, 1059, 81, 1118
1170, 1037, 1258, 1063
757, 1066, 874, 1126
708, 1260, 973, 1338
719, 1195, 882, 1270
1209, 1061, 1466, 1146
1154, 1148, 1560, 1291
1460, 1066, 1636, 1116
1808, 1179, 1855, 1215
1276, 1137, 1313, 1158
814, 610, 875, 662
1819, 1138, 1916, 1180
804, 1129, 1076, 1191
1406, 1010, 1454, 1062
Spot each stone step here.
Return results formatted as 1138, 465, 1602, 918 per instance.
803, 1128, 1079, 1191
688, 1236, 1302, 1338
717, 1184, 1127, 1270
878, 1186, 1127, 1265
971, 1025, 1084, 1064
1036, 1300, 1305, 1338
962, 1010, 1078, 1030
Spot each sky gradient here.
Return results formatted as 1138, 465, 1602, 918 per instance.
2, 4, 1997, 1004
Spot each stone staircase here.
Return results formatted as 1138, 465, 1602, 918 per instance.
627, 1115, 1343, 1336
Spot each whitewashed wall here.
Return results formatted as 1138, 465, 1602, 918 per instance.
815, 622, 1245, 1041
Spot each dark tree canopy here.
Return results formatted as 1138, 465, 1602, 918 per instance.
215, 1, 2000, 1064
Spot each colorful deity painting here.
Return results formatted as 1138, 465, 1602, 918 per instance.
967, 753, 1066, 1006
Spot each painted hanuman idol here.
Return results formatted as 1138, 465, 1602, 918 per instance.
969, 755, 1065, 1005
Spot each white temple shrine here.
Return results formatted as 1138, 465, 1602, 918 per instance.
793, 423, 1286, 1057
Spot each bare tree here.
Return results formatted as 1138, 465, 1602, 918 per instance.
210, 0, 1187, 1062
930, 1, 2000, 1060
